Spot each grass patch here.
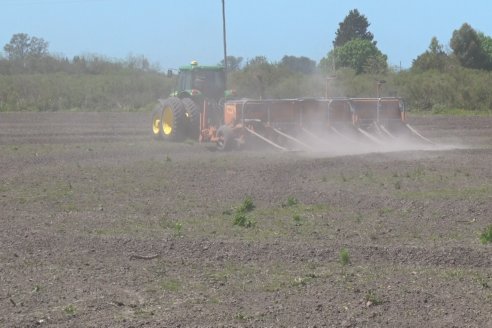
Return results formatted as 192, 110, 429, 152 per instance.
233, 212, 256, 228
479, 225, 492, 244
365, 290, 384, 306
293, 214, 302, 226
339, 248, 350, 266
159, 279, 181, 292
64, 304, 77, 316
174, 222, 183, 237
398, 185, 492, 201
394, 180, 402, 190
230, 197, 257, 228
283, 196, 298, 207
237, 196, 255, 213
291, 275, 315, 287
424, 107, 492, 116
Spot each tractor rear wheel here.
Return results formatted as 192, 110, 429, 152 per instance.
216, 125, 234, 151
160, 97, 185, 141
182, 97, 201, 140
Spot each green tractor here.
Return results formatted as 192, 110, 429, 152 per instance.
152, 61, 228, 141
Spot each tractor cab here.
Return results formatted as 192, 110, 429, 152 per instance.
176, 61, 225, 101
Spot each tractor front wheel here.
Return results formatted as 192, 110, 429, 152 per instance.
216, 125, 235, 151
159, 97, 185, 141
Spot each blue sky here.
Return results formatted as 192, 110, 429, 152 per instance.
2, 0, 492, 70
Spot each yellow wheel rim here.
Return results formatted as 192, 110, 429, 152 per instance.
152, 114, 161, 135
162, 107, 173, 135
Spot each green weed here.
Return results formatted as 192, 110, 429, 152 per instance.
479, 225, 492, 244
237, 196, 255, 213
233, 212, 255, 228
133, 307, 155, 317
365, 290, 384, 305
174, 222, 183, 237
64, 304, 77, 316
235, 312, 248, 321
394, 180, 401, 190
231, 197, 256, 228
292, 276, 309, 287
160, 279, 181, 292
293, 214, 302, 226
339, 248, 350, 266
283, 196, 298, 207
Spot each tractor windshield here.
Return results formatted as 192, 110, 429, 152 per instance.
178, 68, 225, 100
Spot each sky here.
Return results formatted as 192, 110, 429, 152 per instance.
2, 0, 492, 71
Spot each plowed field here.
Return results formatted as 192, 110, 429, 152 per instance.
1, 112, 491, 327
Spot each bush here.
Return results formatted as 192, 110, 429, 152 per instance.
0, 57, 174, 112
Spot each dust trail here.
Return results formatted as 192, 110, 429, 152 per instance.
286, 125, 466, 158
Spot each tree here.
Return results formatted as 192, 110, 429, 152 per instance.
334, 9, 374, 47
478, 32, 492, 68
412, 37, 449, 72
4, 33, 30, 60
279, 55, 316, 74
219, 56, 243, 71
29, 36, 49, 58
245, 56, 269, 68
450, 23, 490, 70
327, 39, 387, 74
3, 33, 49, 61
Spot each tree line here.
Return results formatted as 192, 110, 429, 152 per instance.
1, 10, 492, 112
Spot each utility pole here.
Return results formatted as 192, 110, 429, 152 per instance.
376, 80, 386, 98
222, 0, 228, 89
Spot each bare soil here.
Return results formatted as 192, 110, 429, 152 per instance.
0, 112, 491, 327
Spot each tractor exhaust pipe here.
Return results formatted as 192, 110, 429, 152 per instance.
222, 0, 228, 89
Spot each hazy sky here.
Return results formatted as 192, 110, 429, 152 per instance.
2, 0, 492, 70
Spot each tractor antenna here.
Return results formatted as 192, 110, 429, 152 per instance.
222, 0, 228, 89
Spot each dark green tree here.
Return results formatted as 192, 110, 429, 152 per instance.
477, 32, 492, 67
219, 56, 243, 71
246, 56, 269, 67
326, 39, 387, 74
450, 23, 490, 70
279, 55, 316, 74
333, 9, 374, 47
412, 37, 449, 71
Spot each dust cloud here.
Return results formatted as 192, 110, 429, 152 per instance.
274, 124, 463, 157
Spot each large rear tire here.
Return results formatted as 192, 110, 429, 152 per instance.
181, 97, 201, 140
160, 97, 185, 141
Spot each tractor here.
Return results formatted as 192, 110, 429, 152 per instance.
152, 61, 432, 152
151, 60, 231, 141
